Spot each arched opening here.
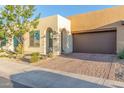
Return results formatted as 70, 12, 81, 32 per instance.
46, 28, 53, 54
61, 29, 67, 53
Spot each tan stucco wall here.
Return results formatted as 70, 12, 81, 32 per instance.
68, 6, 124, 33
117, 25, 124, 53
23, 15, 58, 54
23, 15, 72, 55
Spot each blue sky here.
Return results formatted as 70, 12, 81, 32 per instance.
35, 5, 116, 18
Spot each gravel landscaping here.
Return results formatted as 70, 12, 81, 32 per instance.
33, 53, 124, 81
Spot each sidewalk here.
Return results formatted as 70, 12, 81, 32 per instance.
0, 58, 124, 88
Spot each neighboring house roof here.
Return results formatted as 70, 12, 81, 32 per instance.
67, 6, 124, 33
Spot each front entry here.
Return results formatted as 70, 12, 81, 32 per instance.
46, 28, 53, 54
61, 29, 67, 53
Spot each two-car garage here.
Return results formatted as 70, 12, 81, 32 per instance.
73, 30, 116, 54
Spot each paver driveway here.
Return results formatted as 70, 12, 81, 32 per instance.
0, 57, 124, 88
0, 59, 110, 88
34, 53, 117, 80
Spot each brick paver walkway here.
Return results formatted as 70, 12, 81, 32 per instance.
34, 53, 118, 80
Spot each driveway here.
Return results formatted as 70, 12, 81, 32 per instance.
0, 56, 124, 88
33, 53, 117, 81
0, 56, 123, 88
0, 59, 109, 88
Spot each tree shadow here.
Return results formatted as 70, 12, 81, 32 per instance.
10, 70, 109, 88
11, 81, 31, 88
0, 76, 31, 88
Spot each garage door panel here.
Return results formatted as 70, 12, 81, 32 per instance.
73, 30, 116, 54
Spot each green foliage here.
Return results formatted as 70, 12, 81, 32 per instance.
0, 5, 40, 51
15, 43, 23, 54
118, 50, 124, 59
0, 31, 5, 39
0, 31, 7, 47
30, 52, 40, 63
0, 38, 7, 48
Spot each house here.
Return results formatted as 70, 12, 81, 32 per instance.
23, 15, 73, 55
3, 6, 124, 55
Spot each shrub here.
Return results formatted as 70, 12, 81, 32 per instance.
15, 44, 23, 54
118, 50, 124, 59
30, 52, 40, 63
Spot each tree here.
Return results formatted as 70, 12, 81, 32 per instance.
0, 5, 40, 53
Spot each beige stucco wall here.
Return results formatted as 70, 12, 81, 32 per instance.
117, 25, 124, 53
23, 15, 58, 55
23, 15, 72, 55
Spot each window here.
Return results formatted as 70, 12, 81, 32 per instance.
30, 31, 40, 47
0, 38, 7, 47
13, 35, 22, 48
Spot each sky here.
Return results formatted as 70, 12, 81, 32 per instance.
35, 5, 116, 18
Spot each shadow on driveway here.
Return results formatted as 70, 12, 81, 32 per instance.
10, 70, 109, 88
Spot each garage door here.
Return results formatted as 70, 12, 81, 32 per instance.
73, 30, 116, 54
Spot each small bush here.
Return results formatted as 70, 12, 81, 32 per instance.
30, 52, 40, 63
15, 44, 23, 54
118, 50, 124, 59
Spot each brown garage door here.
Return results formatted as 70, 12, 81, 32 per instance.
73, 30, 116, 54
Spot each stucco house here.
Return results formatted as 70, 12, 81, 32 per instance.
3, 6, 124, 55
23, 15, 73, 55
4, 15, 73, 55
